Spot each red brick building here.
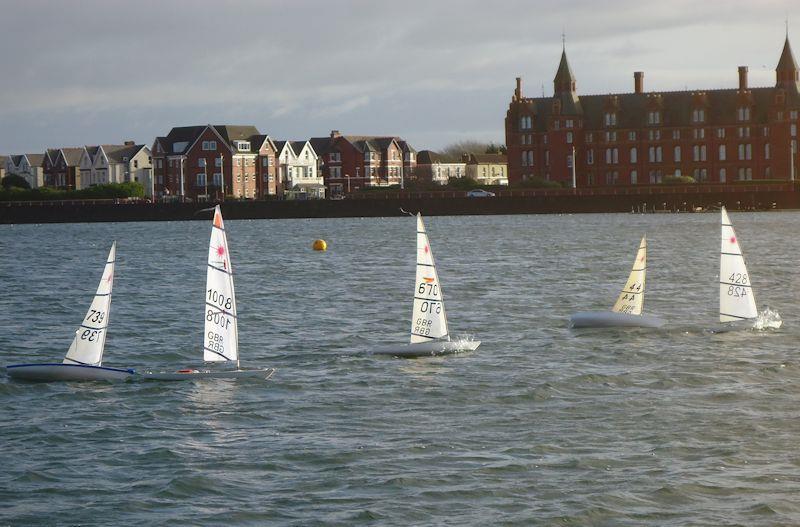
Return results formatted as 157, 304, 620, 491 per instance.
506, 37, 800, 187
309, 131, 417, 196
151, 125, 278, 200
43, 147, 83, 190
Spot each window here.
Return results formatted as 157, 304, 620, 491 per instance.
215, 157, 222, 167
701, 145, 707, 161
737, 107, 750, 121
554, 120, 560, 130
692, 108, 705, 123
648, 130, 661, 141
630, 170, 638, 184
527, 151, 534, 166
605, 171, 619, 184
521, 152, 528, 167
133, 160, 139, 168
213, 173, 222, 186
693, 128, 705, 139
717, 128, 726, 138
719, 145, 726, 161
566, 132, 573, 144
520, 116, 532, 130
606, 148, 619, 164
585, 133, 593, 143
763, 126, 769, 137
674, 146, 681, 162
545, 151, 550, 166
605, 131, 617, 142
604, 112, 617, 126
792, 124, 798, 137
202, 141, 217, 151
236, 141, 250, 151
587, 150, 594, 165
647, 111, 661, 125
198, 158, 206, 167
738, 127, 750, 138
745, 144, 752, 160
792, 110, 799, 120
330, 152, 341, 162
157, 159, 163, 169
196, 173, 206, 186
673, 130, 681, 140
566, 119, 574, 128
630, 147, 637, 163
262, 157, 270, 167
719, 168, 726, 182
765, 143, 770, 160
738, 144, 745, 160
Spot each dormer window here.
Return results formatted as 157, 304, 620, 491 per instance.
737, 107, 750, 121
604, 112, 617, 126
519, 116, 532, 130
647, 111, 661, 125
236, 141, 250, 151
692, 109, 705, 123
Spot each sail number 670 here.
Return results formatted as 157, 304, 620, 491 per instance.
418, 283, 438, 296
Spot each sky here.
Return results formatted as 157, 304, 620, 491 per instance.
1, 0, 798, 155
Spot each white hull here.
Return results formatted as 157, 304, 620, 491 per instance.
373, 339, 481, 358
139, 367, 275, 381
569, 311, 665, 328
5, 363, 135, 382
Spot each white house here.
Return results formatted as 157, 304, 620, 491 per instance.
275, 140, 324, 199
79, 143, 153, 195
6, 154, 45, 188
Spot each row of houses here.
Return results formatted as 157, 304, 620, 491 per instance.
4, 125, 510, 199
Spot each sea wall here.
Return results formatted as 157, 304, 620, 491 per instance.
1, 184, 798, 224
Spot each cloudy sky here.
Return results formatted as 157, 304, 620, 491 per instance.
1, 0, 798, 154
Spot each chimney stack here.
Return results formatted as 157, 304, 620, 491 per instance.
634, 71, 644, 94
330, 130, 341, 138
515, 77, 522, 99
124, 140, 135, 146
738, 66, 748, 90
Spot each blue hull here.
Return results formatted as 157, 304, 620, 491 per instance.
5, 363, 136, 382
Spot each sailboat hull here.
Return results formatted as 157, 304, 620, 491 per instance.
139, 367, 275, 381
569, 311, 665, 328
5, 363, 135, 382
373, 339, 481, 358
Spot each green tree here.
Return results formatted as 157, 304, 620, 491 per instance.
1, 174, 31, 190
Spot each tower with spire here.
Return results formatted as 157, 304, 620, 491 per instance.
776, 35, 800, 92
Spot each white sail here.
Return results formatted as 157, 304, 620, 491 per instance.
410, 213, 449, 343
719, 207, 758, 322
63, 242, 115, 366
611, 235, 647, 315
204, 205, 239, 363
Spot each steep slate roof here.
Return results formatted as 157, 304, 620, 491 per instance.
778, 36, 799, 71
26, 154, 44, 166
308, 137, 334, 156
213, 125, 262, 153
290, 141, 308, 154
104, 144, 146, 163
85, 146, 100, 158
273, 141, 289, 154
554, 49, 576, 87
417, 150, 462, 164
160, 125, 207, 155
60, 148, 84, 166
468, 153, 507, 164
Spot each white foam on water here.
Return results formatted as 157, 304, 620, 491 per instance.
753, 307, 783, 330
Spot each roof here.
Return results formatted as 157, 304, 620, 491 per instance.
468, 153, 507, 164
60, 148, 84, 166
26, 154, 45, 166
417, 150, 462, 164
308, 137, 334, 155
554, 49, 576, 89
290, 141, 308, 154
777, 36, 799, 72
103, 144, 146, 163
213, 125, 261, 151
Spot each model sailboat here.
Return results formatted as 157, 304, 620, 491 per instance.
6, 242, 135, 381
570, 235, 665, 328
142, 206, 275, 380
373, 213, 480, 357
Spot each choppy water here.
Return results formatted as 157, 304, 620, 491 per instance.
2, 212, 800, 526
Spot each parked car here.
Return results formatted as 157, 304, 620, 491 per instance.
467, 189, 496, 198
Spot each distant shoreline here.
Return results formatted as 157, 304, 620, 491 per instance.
1, 183, 797, 224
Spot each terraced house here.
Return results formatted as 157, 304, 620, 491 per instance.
151, 125, 277, 199
43, 148, 84, 189
310, 131, 417, 196
78, 143, 152, 191
506, 35, 800, 187
5, 153, 45, 188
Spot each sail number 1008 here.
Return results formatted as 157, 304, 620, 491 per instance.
207, 288, 232, 310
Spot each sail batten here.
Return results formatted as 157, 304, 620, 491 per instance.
719, 207, 758, 322
204, 206, 239, 362
611, 236, 647, 316
409, 214, 449, 344
63, 242, 116, 367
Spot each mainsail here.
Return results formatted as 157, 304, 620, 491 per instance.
63, 242, 115, 366
204, 206, 239, 363
611, 235, 646, 316
410, 213, 449, 343
719, 207, 758, 322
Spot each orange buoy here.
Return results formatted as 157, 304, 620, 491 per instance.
312, 239, 327, 251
